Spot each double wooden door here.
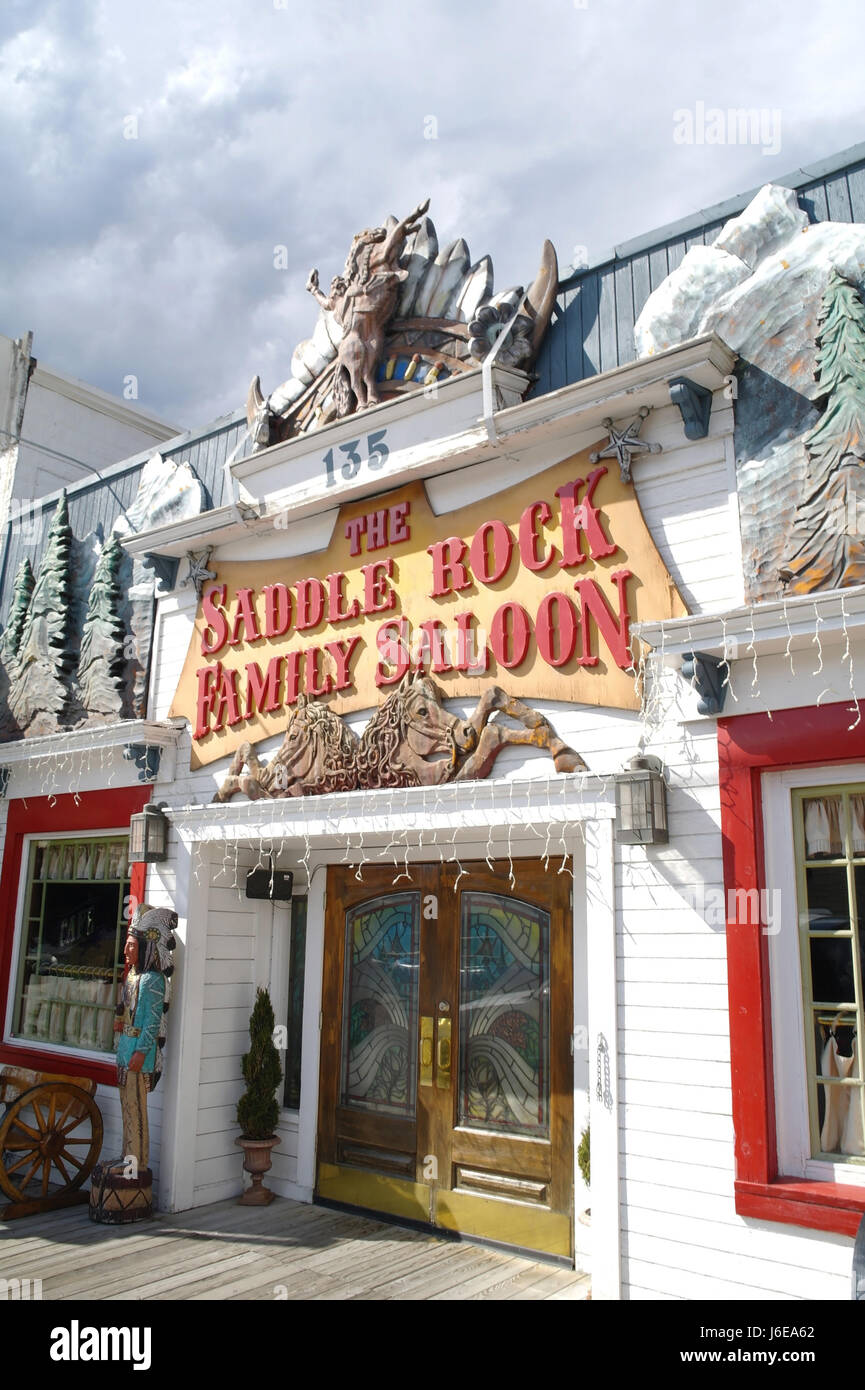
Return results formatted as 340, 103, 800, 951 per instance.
317, 860, 574, 1258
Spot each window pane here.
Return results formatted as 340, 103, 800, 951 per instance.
810, 937, 855, 1004
458, 892, 550, 1139
284, 898, 307, 1111
340, 894, 420, 1116
796, 787, 865, 1164
13, 838, 128, 1055
804, 866, 850, 930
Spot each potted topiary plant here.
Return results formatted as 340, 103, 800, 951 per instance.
577, 1124, 590, 1225
235, 987, 283, 1205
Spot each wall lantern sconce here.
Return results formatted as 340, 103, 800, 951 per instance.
129, 802, 170, 863
614, 754, 668, 845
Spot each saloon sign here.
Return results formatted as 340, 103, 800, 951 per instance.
171, 449, 686, 768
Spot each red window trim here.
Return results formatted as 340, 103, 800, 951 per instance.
719, 697, 865, 1238
0, 788, 149, 1088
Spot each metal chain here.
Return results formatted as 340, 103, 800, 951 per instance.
596, 1032, 613, 1112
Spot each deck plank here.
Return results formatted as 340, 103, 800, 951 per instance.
0, 1197, 591, 1300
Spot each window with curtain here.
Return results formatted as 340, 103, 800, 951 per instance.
794, 787, 865, 1161
10, 836, 131, 1056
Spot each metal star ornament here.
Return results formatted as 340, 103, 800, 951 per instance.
183, 548, 216, 596
589, 406, 662, 483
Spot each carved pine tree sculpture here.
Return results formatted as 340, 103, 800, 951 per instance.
9, 491, 74, 732
77, 534, 128, 717
786, 269, 865, 591
0, 557, 35, 661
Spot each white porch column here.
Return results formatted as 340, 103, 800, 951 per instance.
295, 860, 327, 1195
586, 816, 621, 1299
158, 838, 210, 1213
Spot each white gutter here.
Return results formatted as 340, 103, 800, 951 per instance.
634, 583, 865, 664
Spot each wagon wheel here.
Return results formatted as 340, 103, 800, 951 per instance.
0, 1082, 102, 1204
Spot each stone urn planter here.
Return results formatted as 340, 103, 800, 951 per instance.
236, 1135, 281, 1206
236, 988, 284, 1207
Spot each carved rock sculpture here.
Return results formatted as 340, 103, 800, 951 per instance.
633, 182, 865, 599
247, 200, 558, 448
783, 270, 865, 591
213, 673, 584, 803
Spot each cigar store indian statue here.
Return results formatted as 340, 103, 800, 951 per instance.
89, 904, 177, 1225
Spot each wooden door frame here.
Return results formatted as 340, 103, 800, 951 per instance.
315, 856, 575, 1254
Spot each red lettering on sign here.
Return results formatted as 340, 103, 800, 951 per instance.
519, 501, 556, 573
367, 509, 388, 550
556, 467, 618, 567
427, 537, 471, 598
201, 585, 229, 656
362, 558, 396, 614
416, 619, 452, 674
375, 618, 411, 686
212, 664, 242, 729
295, 577, 326, 631
262, 583, 292, 640
304, 647, 332, 698
535, 592, 578, 668
490, 603, 532, 669
229, 588, 262, 646
326, 571, 360, 623
245, 656, 283, 718
470, 519, 514, 585
325, 635, 363, 690
574, 569, 633, 668
194, 664, 219, 738
284, 650, 303, 705
344, 516, 366, 556
453, 611, 489, 673
389, 501, 410, 544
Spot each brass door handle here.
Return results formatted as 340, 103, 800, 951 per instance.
420, 1017, 434, 1087
436, 1017, 452, 1090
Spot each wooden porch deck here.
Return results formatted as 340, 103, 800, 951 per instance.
0, 1197, 591, 1301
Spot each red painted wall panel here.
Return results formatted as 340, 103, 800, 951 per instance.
0, 788, 149, 1086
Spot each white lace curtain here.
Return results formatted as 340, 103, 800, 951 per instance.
804, 794, 865, 857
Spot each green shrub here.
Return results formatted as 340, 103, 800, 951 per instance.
237, 987, 283, 1139
577, 1125, 590, 1187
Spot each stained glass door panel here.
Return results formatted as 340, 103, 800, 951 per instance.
458, 893, 550, 1137
341, 894, 420, 1116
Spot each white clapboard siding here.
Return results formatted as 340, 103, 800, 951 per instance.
624, 1205, 854, 1279
618, 933, 728, 960
620, 1029, 730, 1063
622, 1232, 848, 1301
623, 1130, 734, 1167
621, 1154, 734, 1197
622, 1259, 806, 1302
620, 1104, 733, 1142
188, 850, 300, 1206
623, 1178, 739, 1225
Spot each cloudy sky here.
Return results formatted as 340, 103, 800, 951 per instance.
1, 0, 863, 430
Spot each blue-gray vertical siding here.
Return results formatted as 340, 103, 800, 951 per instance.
0, 413, 251, 625
532, 153, 865, 399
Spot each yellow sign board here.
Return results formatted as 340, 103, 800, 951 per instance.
170, 450, 686, 768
